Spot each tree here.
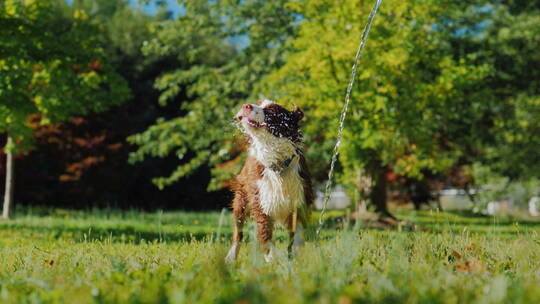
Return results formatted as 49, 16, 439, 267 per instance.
14, 0, 226, 210
444, 1, 540, 210
261, 0, 494, 217
129, 0, 299, 191
129, 0, 538, 217
0, 0, 129, 218
476, 2, 540, 179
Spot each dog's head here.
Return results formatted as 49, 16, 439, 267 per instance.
235, 99, 304, 143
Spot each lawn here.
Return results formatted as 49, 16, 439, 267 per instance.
0, 207, 539, 303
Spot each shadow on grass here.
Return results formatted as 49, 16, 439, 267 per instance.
443, 209, 490, 218
3, 209, 540, 245
318, 211, 540, 236
1, 222, 232, 244
440, 210, 540, 226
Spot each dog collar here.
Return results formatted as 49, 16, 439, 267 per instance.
269, 147, 302, 173
270, 156, 294, 173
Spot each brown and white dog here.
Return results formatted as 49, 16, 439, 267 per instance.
226, 99, 313, 262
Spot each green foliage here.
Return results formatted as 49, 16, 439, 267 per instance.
475, 4, 540, 179
56, 0, 159, 65
128, 0, 538, 203
262, 0, 496, 192
0, 0, 129, 151
128, 0, 298, 190
0, 208, 539, 303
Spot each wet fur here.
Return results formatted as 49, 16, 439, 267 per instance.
226, 100, 313, 262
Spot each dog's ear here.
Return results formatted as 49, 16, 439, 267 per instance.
293, 104, 304, 121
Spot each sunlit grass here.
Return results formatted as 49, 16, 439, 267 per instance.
0, 208, 539, 303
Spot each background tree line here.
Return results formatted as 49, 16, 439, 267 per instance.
1, 0, 538, 218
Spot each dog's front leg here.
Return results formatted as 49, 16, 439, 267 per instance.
225, 223, 243, 263
225, 190, 247, 263
253, 208, 274, 262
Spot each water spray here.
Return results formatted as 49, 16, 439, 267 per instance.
316, 0, 383, 237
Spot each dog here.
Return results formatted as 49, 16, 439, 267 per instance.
225, 99, 313, 263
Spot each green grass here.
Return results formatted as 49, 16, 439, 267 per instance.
1, 207, 539, 303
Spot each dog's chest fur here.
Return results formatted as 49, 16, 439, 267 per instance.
249, 132, 305, 222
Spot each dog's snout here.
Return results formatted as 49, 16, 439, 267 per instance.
236, 104, 253, 121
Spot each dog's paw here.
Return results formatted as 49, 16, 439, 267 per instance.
264, 252, 274, 263
224, 252, 236, 264
225, 244, 239, 264
263, 246, 276, 263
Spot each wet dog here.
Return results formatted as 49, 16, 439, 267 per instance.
226, 99, 313, 262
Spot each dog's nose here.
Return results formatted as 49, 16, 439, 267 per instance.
243, 104, 252, 111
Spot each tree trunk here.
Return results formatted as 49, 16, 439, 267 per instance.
464, 184, 476, 204
2, 136, 14, 220
368, 160, 396, 220
370, 167, 388, 214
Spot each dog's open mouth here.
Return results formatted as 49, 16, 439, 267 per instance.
245, 118, 262, 128
236, 115, 263, 128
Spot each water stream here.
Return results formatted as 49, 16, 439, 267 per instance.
316, 0, 383, 237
